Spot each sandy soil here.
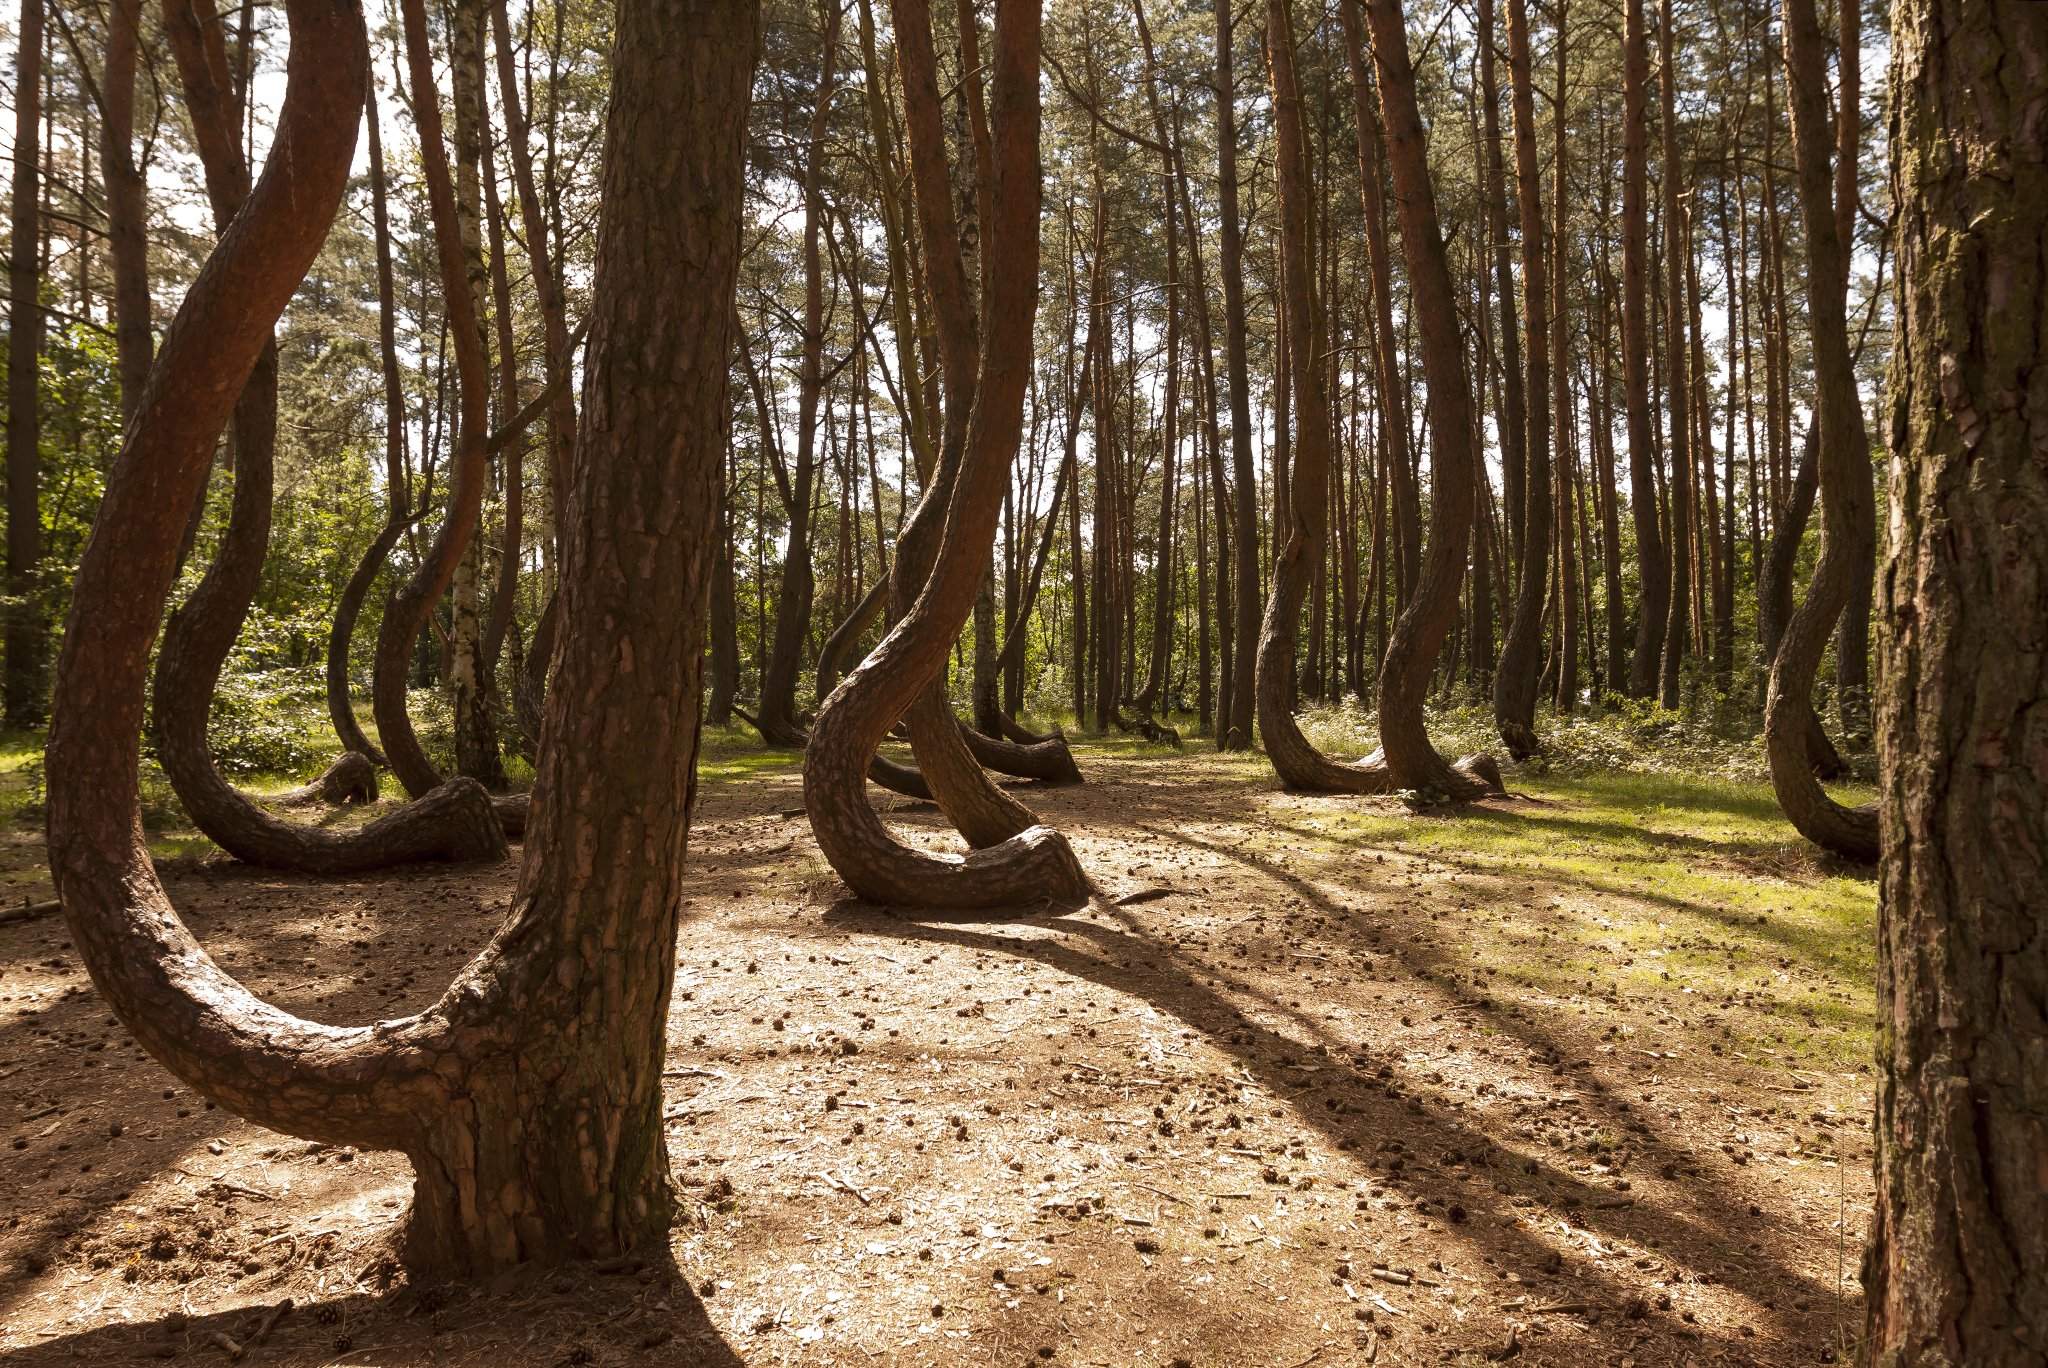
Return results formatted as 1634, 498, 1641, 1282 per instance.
0, 750, 1871, 1366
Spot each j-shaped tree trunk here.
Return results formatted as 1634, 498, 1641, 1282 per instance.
46, 0, 758, 1278
1255, 0, 1496, 799
372, 0, 525, 841
866, 0, 1061, 852
1357, 0, 1502, 800
155, 0, 504, 873
1490, 0, 1552, 761
804, 0, 1087, 909
1762, 0, 1876, 862
1758, 420, 1848, 779
327, 74, 405, 767
1866, 4, 2048, 1357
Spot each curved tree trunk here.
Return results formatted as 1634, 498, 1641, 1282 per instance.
1763, 0, 1877, 862
47, 0, 759, 1279
274, 751, 379, 806
1357, 0, 1503, 801
804, 0, 1086, 909
372, 0, 518, 828
1867, 4, 2048, 1354
1758, 420, 1849, 780
817, 574, 889, 700
1254, 0, 1495, 800
1491, 0, 1552, 760
327, 75, 407, 767
154, 2, 505, 874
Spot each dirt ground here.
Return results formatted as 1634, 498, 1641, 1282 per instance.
0, 745, 1874, 1367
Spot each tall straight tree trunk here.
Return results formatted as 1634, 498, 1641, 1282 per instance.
754, 0, 842, 747
1656, 0, 1691, 706
1492, 0, 1552, 759
708, 447, 741, 725
446, 0, 507, 789
1868, 6, 2048, 1357
1478, 0, 1528, 606
5, 0, 45, 729
1621, 0, 1666, 697
491, 0, 576, 542
1217, 0, 1259, 749
1336, 0, 1418, 624
100, 0, 150, 415
1550, 0, 1577, 713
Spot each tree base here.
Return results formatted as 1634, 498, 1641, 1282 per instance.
276, 751, 380, 806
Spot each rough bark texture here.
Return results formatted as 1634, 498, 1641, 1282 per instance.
48, 0, 759, 1279
1491, 0, 1552, 760
804, 0, 1087, 909
1866, 6, 2048, 1360
1762, 0, 1878, 862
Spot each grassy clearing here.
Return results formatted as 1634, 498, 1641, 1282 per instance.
1230, 757, 1878, 1076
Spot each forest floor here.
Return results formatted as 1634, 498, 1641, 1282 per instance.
0, 721, 1879, 1368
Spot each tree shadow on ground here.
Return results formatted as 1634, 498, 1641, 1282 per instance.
813, 856, 1849, 1362
0, 1249, 743, 1367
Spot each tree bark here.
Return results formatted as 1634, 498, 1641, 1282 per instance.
490, 0, 577, 540
1216, 0, 1259, 750
374, 0, 517, 832
100, 0, 151, 416
804, 0, 1087, 909
756, 0, 843, 747
1763, 0, 1877, 862
1491, 0, 1552, 759
48, 0, 759, 1278
1656, 0, 1691, 706
1867, 7, 2048, 1357
446, 0, 507, 789
5, 0, 45, 729
1358, 0, 1503, 800
328, 74, 407, 767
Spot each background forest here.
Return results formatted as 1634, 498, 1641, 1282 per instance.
1, 0, 1889, 786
